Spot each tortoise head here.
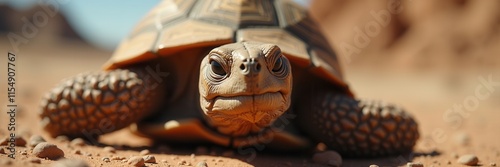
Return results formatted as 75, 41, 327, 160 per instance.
199, 42, 293, 137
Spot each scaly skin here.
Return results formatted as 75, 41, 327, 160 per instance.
39, 69, 163, 138
296, 92, 419, 157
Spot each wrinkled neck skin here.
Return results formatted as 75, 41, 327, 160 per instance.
199, 42, 293, 137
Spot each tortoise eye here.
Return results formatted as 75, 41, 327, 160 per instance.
269, 55, 289, 79
210, 60, 226, 76
272, 57, 283, 72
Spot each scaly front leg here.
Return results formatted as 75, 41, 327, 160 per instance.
296, 92, 419, 157
39, 68, 165, 139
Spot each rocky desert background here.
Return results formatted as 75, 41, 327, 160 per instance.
1, 0, 500, 166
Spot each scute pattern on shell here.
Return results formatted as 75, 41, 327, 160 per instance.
310, 93, 419, 157
105, 0, 346, 89
39, 69, 155, 137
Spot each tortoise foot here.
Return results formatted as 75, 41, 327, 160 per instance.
296, 93, 419, 157
39, 69, 164, 139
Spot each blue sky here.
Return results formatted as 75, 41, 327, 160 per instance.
2, 0, 309, 50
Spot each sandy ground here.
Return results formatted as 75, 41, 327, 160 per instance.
1, 0, 500, 166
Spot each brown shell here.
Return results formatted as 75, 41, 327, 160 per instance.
104, 0, 348, 90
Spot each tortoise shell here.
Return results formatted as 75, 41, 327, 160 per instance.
103, 0, 349, 91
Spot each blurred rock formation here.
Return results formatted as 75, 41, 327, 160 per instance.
0, 5, 83, 41
310, 0, 500, 71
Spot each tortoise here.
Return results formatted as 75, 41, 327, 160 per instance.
39, 0, 419, 157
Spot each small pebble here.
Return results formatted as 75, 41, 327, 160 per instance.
407, 162, 424, 167
73, 149, 82, 155
458, 154, 479, 166
139, 149, 150, 155
70, 138, 86, 147
0, 148, 4, 154
29, 158, 41, 164
32, 142, 64, 160
161, 159, 168, 163
178, 160, 187, 165
369, 165, 379, 167
128, 156, 145, 167
191, 153, 196, 159
20, 150, 27, 155
55, 136, 69, 142
86, 153, 92, 156
217, 159, 224, 162
102, 157, 110, 163
0, 136, 27, 146
143, 155, 156, 163
490, 163, 497, 166
312, 150, 342, 167
196, 161, 208, 167
315, 143, 328, 152
52, 159, 90, 167
28, 135, 46, 147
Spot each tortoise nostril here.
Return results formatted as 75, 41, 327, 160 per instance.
240, 58, 261, 74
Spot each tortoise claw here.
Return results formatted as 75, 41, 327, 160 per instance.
39, 69, 163, 140
296, 93, 419, 157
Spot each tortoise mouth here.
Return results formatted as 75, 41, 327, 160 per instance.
204, 91, 288, 136
211, 91, 286, 115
